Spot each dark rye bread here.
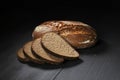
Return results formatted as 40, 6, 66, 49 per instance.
23, 41, 44, 64
41, 32, 80, 59
32, 38, 64, 64
17, 48, 29, 62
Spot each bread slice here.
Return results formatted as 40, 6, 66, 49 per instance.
17, 48, 29, 62
23, 41, 44, 64
41, 32, 80, 59
32, 38, 64, 64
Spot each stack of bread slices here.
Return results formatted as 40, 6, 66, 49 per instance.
17, 20, 97, 64
17, 32, 80, 64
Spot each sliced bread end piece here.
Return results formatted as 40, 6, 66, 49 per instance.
17, 48, 29, 62
41, 32, 80, 59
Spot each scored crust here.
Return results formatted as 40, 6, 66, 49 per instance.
59, 25, 97, 48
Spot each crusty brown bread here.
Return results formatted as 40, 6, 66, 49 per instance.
23, 41, 44, 64
17, 48, 29, 62
41, 32, 80, 59
32, 20, 97, 49
32, 38, 64, 64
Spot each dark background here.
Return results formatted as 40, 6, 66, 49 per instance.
0, 1, 120, 80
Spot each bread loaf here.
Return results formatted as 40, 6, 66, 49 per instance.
32, 20, 97, 49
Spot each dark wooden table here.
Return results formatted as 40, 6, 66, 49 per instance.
0, 8, 120, 80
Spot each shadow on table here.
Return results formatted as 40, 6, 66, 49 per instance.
77, 39, 109, 55
26, 58, 83, 70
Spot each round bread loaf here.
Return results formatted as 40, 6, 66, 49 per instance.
32, 20, 97, 49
